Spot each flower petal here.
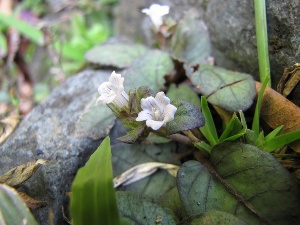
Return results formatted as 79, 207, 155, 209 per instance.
136, 110, 153, 121
146, 120, 165, 130
141, 97, 156, 110
109, 71, 124, 92
155, 92, 170, 111
163, 104, 177, 124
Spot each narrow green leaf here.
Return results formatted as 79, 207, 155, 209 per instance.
0, 184, 38, 225
264, 125, 284, 142
0, 13, 44, 45
264, 129, 300, 152
200, 96, 218, 146
252, 76, 270, 136
219, 114, 243, 142
194, 141, 212, 154
0, 32, 7, 57
70, 137, 120, 225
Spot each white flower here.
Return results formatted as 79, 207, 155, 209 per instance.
136, 92, 177, 130
141, 4, 170, 31
97, 71, 129, 108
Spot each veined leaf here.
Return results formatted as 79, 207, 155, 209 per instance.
70, 137, 120, 225
189, 64, 256, 112
177, 142, 300, 224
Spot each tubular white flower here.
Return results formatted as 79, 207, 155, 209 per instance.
97, 71, 129, 108
141, 4, 170, 31
136, 92, 177, 130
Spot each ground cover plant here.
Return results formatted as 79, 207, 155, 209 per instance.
0, 1, 300, 225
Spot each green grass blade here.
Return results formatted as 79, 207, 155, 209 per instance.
264, 130, 300, 152
0, 13, 44, 45
254, 0, 271, 86
265, 125, 284, 142
195, 141, 212, 154
219, 113, 243, 142
252, 76, 269, 137
200, 96, 218, 146
70, 137, 120, 225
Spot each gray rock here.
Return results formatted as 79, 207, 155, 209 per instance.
0, 70, 111, 225
114, 0, 300, 105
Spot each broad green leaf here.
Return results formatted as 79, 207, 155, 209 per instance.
0, 13, 44, 45
177, 142, 300, 225
200, 96, 218, 146
116, 192, 178, 224
76, 102, 116, 140
167, 84, 201, 109
0, 184, 38, 225
264, 129, 300, 152
123, 50, 174, 92
166, 99, 205, 135
85, 42, 148, 68
189, 64, 256, 112
112, 141, 181, 200
159, 187, 188, 221
70, 137, 120, 225
180, 211, 247, 225
170, 14, 211, 66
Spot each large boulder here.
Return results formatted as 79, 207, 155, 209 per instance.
0, 70, 110, 225
114, 0, 300, 105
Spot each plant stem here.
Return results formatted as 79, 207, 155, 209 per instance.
254, 0, 271, 86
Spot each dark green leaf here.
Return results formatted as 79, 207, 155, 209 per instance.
166, 99, 205, 134
177, 142, 300, 225
0, 13, 44, 45
85, 42, 148, 68
159, 187, 188, 221
116, 192, 178, 224
117, 124, 146, 144
76, 102, 116, 140
189, 64, 256, 112
180, 211, 247, 225
123, 50, 174, 92
170, 14, 211, 66
0, 184, 38, 225
167, 84, 201, 109
112, 141, 181, 200
70, 137, 120, 225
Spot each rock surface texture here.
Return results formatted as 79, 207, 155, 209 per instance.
0, 70, 111, 225
114, 0, 300, 105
